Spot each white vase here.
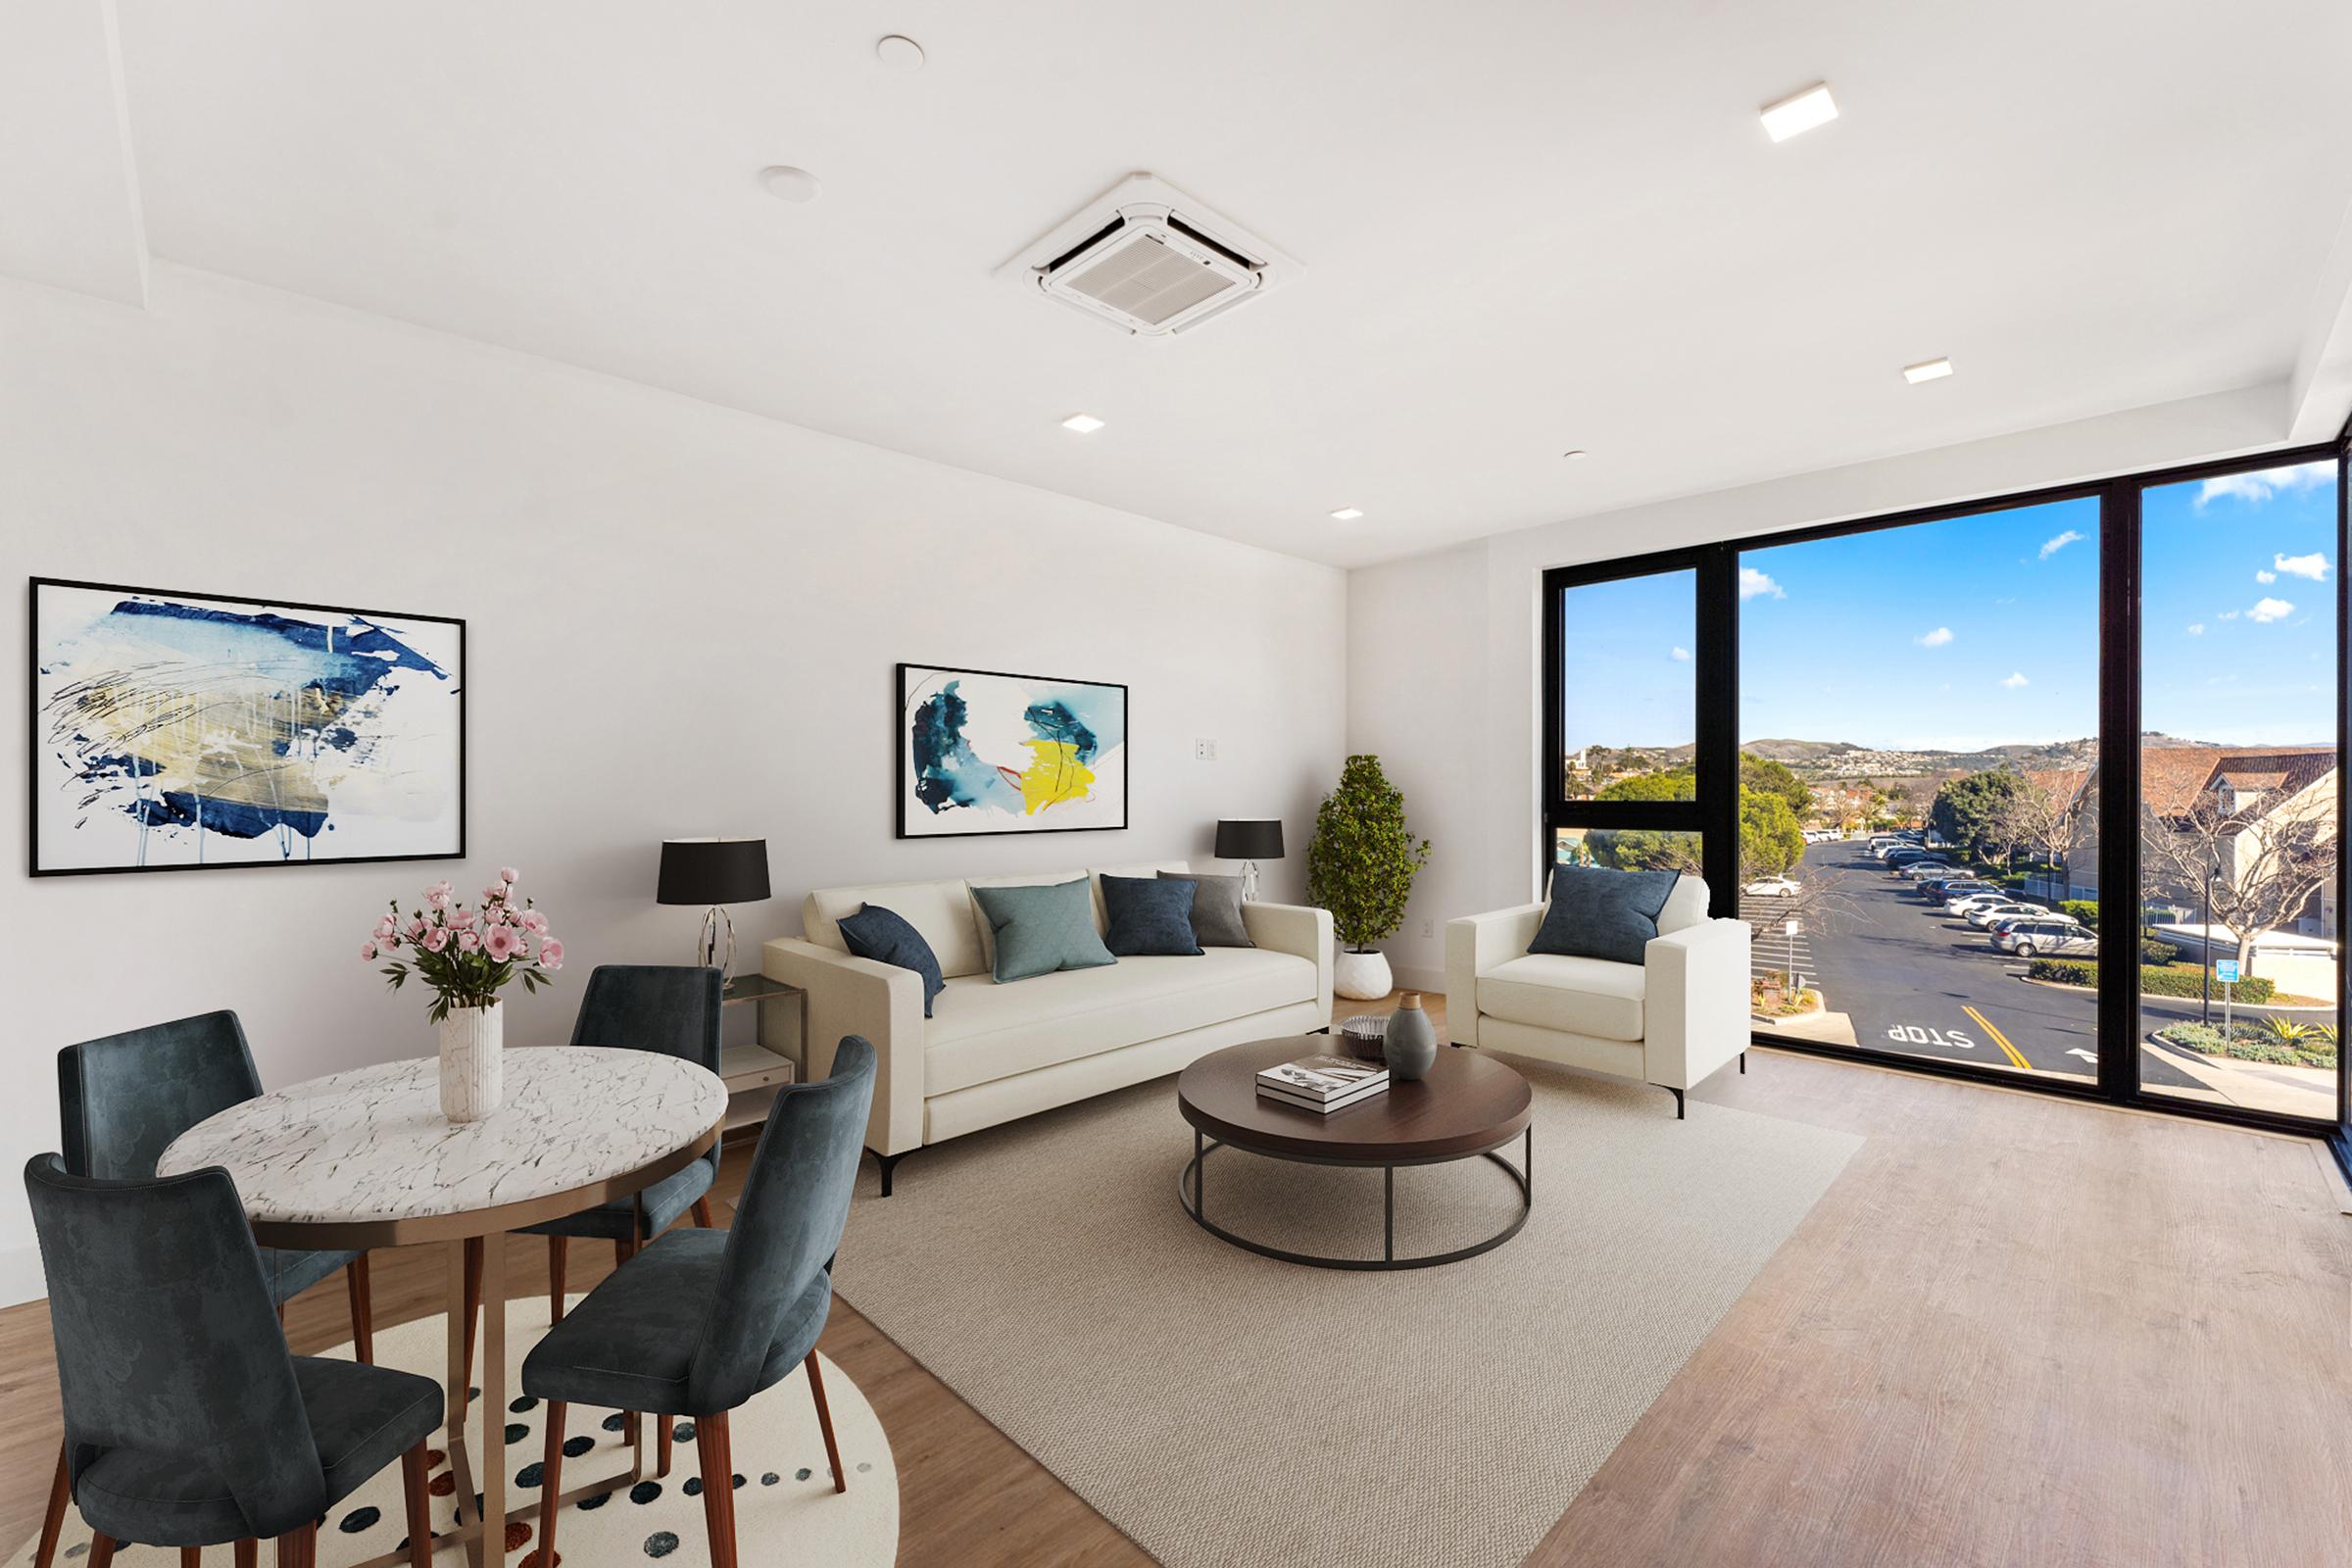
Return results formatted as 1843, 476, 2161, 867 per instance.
438, 1002, 504, 1122
1334, 947, 1394, 1001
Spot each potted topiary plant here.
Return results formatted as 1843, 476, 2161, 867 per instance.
1305, 754, 1433, 1000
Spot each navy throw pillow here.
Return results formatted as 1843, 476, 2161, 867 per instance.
1529, 865, 1681, 965
1100, 873, 1204, 957
837, 904, 946, 1016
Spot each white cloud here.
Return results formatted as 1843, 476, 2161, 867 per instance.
1915, 626, 1954, 648
1670, 646, 1690, 662
2248, 597, 2295, 623
2274, 551, 2330, 581
2038, 529, 2085, 560
2186, 623, 2205, 636
1739, 567, 1785, 601
2195, 462, 2336, 509
2255, 568, 2278, 584
2000, 671, 2030, 689
2219, 610, 2241, 620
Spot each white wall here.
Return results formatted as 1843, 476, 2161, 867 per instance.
0, 265, 1348, 1303
1350, 380, 2298, 980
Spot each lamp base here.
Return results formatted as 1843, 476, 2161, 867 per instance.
1241, 860, 1260, 902
696, 905, 737, 984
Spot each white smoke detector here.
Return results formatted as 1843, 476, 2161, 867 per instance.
997, 173, 1300, 338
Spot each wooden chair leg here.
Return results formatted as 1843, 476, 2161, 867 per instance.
536, 1402, 567, 1565
692, 1197, 716, 1227
236, 1543, 259, 1568
86, 1537, 116, 1568
613, 1234, 641, 1445
695, 1411, 739, 1568
806, 1350, 847, 1494
460, 1235, 484, 1393
33, 1438, 67, 1568
401, 1437, 433, 1568
274, 1521, 317, 1568
657, 1410, 673, 1478
182, 1548, 201, 1567
547, 1235, 568, 1324
346, 1253, 375, 1365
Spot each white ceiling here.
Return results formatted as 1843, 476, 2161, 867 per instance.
49, 2, 2352, 564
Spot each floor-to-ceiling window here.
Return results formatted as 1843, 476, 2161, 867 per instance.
1542, 433, 2350, 1145
1735, 497, 2101, 1079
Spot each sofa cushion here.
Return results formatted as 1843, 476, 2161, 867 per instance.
925, 949, 1318, 1096
837, 904, 947, 1016
1532, 864, 1679, 964
1478, 953, 1646, 1042
805, 878, 983, 978
1087, 860, 1191, 931
1101, 874, 1203, 957
968, 869, 1089, 972
1157, 870, 1254, 948
1655, 874, 1709, 936
971, 877, 1118, 982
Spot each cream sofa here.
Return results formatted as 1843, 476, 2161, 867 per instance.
1445, 875, 1750, 1117
763, 860, 1333, 1193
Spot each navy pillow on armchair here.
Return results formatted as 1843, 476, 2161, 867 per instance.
837, 904, 946, 1016
1528, 864, 1680, 966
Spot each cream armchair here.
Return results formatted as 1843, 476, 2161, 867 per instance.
1445, 876, 1750, 1117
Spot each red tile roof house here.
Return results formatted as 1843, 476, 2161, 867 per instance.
2024, 748, 2338, 994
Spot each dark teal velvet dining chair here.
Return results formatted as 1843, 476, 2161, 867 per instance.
24, 1155, 441, 1568
522, 1035, 875, 1568
38, 1011, 378, 1568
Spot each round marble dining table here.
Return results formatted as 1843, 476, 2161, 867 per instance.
159, 1047, 727, 1568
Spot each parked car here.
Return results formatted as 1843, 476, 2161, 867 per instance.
1968, 900, 2058, 927
1995, 920, 2097, 958
1744, 875, 1801, 898
1883, 848, 1937, 867
1945, 891, 2020, 916
1898, 860, 1959, 880
1925, 880, 1997, 906
1987, 907, 2083, 936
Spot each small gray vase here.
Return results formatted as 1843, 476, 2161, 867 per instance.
1384, 994, 1439, 1080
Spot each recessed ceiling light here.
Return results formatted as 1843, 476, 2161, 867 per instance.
759, 166, 822, 203
1902, 358, 1955, 384
1330, 507, 1364, 520
1061, 413, 1105, 433
875, 34, 925, 73
1562, 450, 1590, 462
1760, 82, 1838, 143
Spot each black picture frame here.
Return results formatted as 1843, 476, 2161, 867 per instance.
27, 576, 468, 877
895, 661, 1130, 839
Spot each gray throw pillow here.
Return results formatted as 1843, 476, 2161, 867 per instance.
970, 877, 1118, 983
1157, 870, 1254, 948
1529, 865, 1680, 965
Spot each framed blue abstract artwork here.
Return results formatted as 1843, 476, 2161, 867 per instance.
29, 578, 466, 875
898, 662, 1128, 838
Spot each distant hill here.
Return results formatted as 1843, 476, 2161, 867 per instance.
1741, 738, 1860, 762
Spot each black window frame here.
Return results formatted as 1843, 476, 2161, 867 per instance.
1540, 430, 2352, 1164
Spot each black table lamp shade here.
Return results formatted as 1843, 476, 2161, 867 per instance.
1215, 819, 1285, 861
658, 838, 771, 906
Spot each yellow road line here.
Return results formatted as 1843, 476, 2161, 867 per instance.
1962, 1004, 2033, 1072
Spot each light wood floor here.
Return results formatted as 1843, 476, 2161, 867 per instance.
2, 993, 2346, 1567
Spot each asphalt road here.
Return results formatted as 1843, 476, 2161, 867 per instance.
1744, 842, 2250, 1089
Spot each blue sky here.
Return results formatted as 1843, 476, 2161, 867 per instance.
1559, 461, 2339, 755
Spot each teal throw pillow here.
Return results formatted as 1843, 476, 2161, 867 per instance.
970, 877, 1118, 982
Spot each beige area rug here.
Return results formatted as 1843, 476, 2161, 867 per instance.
13, 1298, 897, 1566
835, 1054, 1861, 1568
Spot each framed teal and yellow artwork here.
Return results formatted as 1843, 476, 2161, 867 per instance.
897, 662, 1128, 838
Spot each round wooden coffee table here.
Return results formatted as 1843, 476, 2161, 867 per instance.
1176, 1036, 1533, 1270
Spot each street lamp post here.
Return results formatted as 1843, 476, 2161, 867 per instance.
2200, 856, 2217, 1027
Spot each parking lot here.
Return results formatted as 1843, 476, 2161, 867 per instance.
1745, 841, 2236, 1090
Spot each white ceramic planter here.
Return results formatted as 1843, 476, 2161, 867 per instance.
438, 1002, 505, 1122
1334, 948, 1394, 1002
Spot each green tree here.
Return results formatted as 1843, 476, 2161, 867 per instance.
1584, 765, 1803, 882
1740, 753, 1813, 823
1304, 755, 1433, 951
1596, 767, 1694, 803
1931, 769, 2029, 862
1740, 789, 1806, 879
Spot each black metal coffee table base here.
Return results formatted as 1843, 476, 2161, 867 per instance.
1177, 1124, 1533, 1271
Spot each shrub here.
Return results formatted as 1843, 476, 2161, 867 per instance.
1305, 755, 1432, 951
2060, 900, 2100, 929
2138, 937, 2182, 966
2027, 958, 2276, 1004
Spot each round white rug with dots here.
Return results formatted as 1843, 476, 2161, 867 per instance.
15, 1296, 898, 1566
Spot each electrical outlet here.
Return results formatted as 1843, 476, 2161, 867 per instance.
1419, 917, 1434, 939
1194, 737, 1217, 761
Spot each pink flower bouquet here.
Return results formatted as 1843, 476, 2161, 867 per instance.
367, 865, 563, 1022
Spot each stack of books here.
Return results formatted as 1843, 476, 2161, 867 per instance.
1256, 1053, 1390, 1113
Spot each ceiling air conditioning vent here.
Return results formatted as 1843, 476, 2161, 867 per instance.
999, 173, 1300, 338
